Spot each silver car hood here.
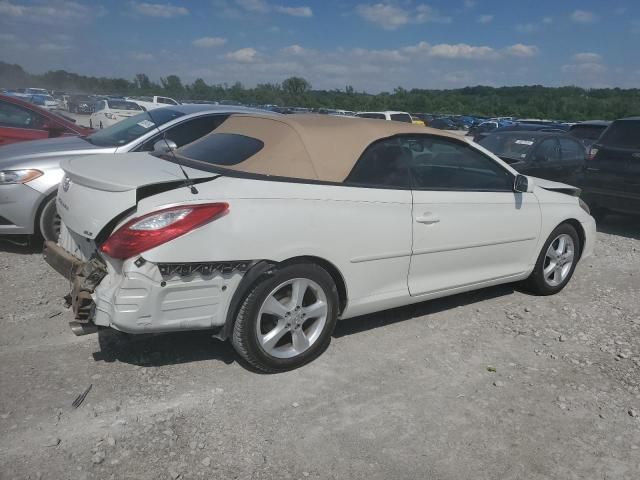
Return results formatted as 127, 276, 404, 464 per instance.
0, 136, 107, 167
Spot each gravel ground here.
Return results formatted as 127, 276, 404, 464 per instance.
0, 215, 639, 480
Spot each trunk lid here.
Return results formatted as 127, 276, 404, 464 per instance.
58, 152, 218, 239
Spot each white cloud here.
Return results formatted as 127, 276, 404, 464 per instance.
355, 3, 409, 30
235, 0, 312, 17
235, 0, 269, 13
225, 47, 258, 62
477, 14, 493, 24
351, 47, 409, 63
130, 51, 155, 61
428, 43, 498, 60
570, 10, 597, 24
463, 0, 476, 8
542, 17, 553, 24
192, 36, 227, 48
515, 23, 539, 33
281, 44, 308, 55
562, 62, 607, 74
274, 5, 312, 17
0, 0, 104, 23
614, 7, 627, 15
37, 42, 72, 52
505, 44, 539, 57
573, 52, 602, 63
355, 3, 450, 30
132, 2, 189, 18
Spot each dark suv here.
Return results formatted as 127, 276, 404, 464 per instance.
582, 117, 640, 218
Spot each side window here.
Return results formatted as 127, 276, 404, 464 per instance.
95, 101, 105, 112
403, 136, 514, 191
0, 101, 43, 129
559, 138, 584, 161
357, 113, 386, 120
533, 138, 560, 162
345, 138, 411, 188
157, 97, 177, 105
137, 115, 229, 152
390, 113, 412, 123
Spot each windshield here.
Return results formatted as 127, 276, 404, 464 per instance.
479, 133, 538, 160
569, 125, 607, 141
86, 108, 185, 147
598, 120, 640, 149
107, 100, 142, 111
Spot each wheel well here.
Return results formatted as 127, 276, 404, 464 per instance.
33, 191, 56, 238
562, 219, 586, 259
280, 256, 348, 314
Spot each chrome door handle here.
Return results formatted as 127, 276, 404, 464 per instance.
415, 215, 440, 224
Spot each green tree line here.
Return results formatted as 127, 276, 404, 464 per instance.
1, 61, 638, 120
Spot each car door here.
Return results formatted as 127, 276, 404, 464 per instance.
0, 99, 49, 145
524, 137, 561, 181
405, 135, 541, 296
582, 119, 640, 213
558, 137, 586, 184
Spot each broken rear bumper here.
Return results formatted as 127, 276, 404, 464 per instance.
43, 241, 107, 322
44, 240, 246, 335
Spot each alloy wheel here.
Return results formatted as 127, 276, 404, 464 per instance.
256, 278, 328, 359
543, 234, 575, 287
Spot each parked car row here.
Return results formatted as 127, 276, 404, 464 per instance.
477, 118, 639, 219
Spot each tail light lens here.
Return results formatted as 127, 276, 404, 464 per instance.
100, 203, 228, 259
588, 147, 599, 160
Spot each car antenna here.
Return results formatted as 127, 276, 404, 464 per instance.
146, 107, 198, 195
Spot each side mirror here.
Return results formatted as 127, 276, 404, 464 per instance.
153, 139, 177, 153
514, 174, 534, 193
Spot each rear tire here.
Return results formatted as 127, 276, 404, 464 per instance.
231, 263, 339, 373
522, 223, 580, 295
99, 121, 103, 129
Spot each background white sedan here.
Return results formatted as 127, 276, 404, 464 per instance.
89, 99, 143, 129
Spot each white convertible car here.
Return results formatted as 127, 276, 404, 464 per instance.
44, 114, 595, 372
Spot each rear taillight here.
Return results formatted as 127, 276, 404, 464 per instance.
100, 203, 228, 259
588, 147, 599, 160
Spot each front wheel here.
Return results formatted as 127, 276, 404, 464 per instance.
38, 195, 61, 243
523, 223, 581, 295
232, 263, 339, 373
89, 118, 93, 129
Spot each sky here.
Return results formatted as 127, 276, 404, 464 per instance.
0, 0, 639, 92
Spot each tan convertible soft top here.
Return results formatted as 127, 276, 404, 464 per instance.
189, 113, 463, 183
